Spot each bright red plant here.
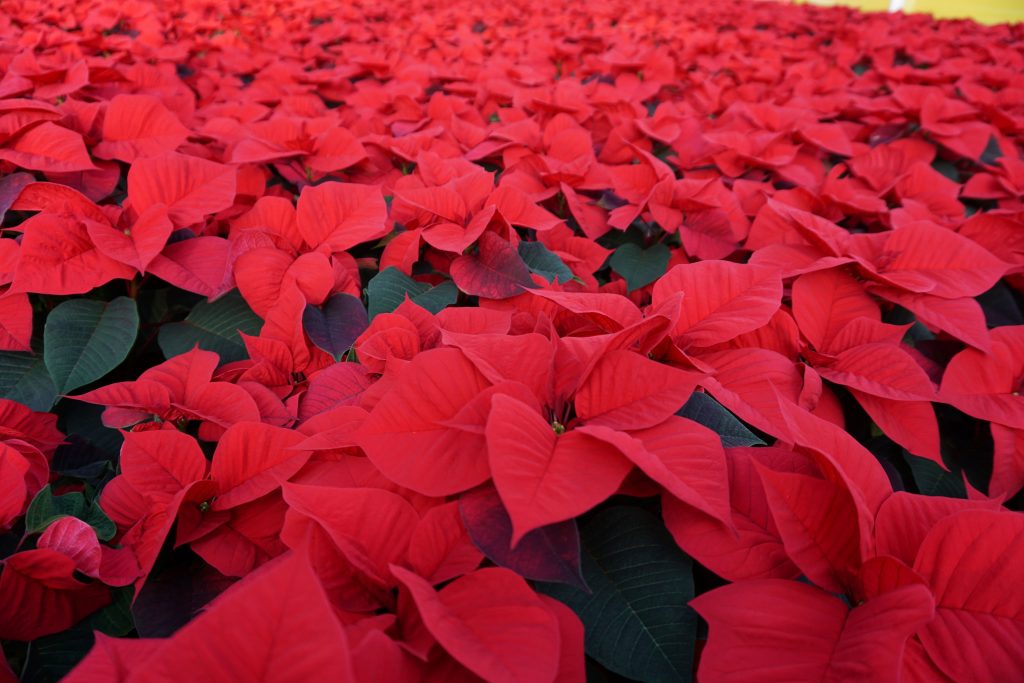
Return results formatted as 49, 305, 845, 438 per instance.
0, 0, 1022, 681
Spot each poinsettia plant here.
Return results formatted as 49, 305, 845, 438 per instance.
0, 0, 1023, 681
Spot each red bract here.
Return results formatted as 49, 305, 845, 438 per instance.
0, 0, 1021, 680
692, 579, 935, 682
0, 549, 111, 642
66, 552, 357, 682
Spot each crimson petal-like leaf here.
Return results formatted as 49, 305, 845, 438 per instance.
459, 484, 588, 590
302, 293, 369, 360
450, 232, 535, 299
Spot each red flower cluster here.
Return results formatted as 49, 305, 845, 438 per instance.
0, 0, 1022, 680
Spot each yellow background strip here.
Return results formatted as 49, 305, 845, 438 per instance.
794, 0, 1024, 25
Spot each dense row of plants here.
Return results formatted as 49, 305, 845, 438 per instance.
0, 0, 1022, 680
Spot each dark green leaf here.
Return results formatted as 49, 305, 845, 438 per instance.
931, 159, 960, 183
518, 241, 573, 284
0, 349, 57, 411
366, 267, 457, 318
411, 280, 458, 313
24, 485, 114, 539
980, 135, 1003, 166
24, 485, 86, 535
22, 624, 94, 683
83, 502, 117, 542
609, 243, 670, 291
539, 506, 697, 683
678, 392, 765, 448
158, 289, 262, 363
903, 451, 966, 498
44, 297, 138, 394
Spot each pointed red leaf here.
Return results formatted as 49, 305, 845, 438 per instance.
299, 362, 371, 422
95, 94, 189, 162
575, 350, 700, 431
581, 418, 731, 525
851, 390, 942, 465
0, 549, 110, 641
913, 510, 1024, 683
0, 122, 95, 172
295, 181, 387, 252
307, 127, 367, 172
792, 268, 880, 351
11, 213, 136, 295
355, 348, 494, 496
210, 423, 310, 510
769, 389, 893, 514
692, 579, 934, 683
664, 447, 816, 581
486, 394, 632, 544
756, 465, 867, 593
871, 287, 991, 353
282, 483, 419, 587
120, 430, 207, 504
0, 293, 32, 351
86, 203, 173, 274
451, 232, 535, 299
815, 343, 936, 402
392, 566, 562, 683
940, 327, 1024, 430
147, 237, 232, 299
652, 260, 782, 348
128, 153, 236, 227
126, 552, 354, 681
407, 502, 483, 586
859, 223, 1008, 299
0, 444, 29, 530
874, 492, 998, 567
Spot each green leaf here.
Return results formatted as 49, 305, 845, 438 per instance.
83, 502, 117, 541
23, 623, 95, 683
903, 451, 966, 498
539, 506, 697, 683
24, 485, 114, 540
366, 267, 458, 319
24, 485, 86, 535
932, 159, 961, 183
518, 241, 573, 284
678, 392, 765, 448
980, 135, 1003, 166
412, 280, 458, 313
0, 348, 57, 411
609, 243, 670, 291
43, 297, 138, 394
158, 289, 263, 363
